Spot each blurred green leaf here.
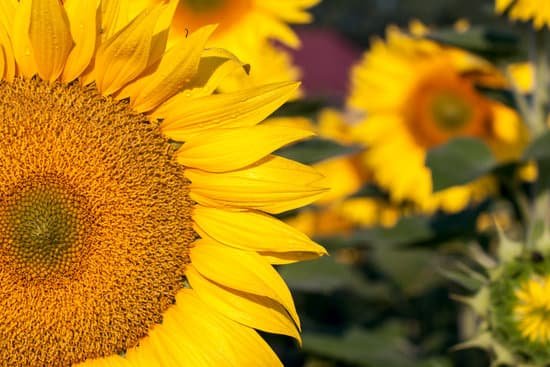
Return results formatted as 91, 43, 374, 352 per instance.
279, 256, 390, 300
415, 358, 452, 367
277, 138, 363, 164
303, 323, 416, 367
523, 130, 550, 161
372, 246, 443, 296
315, 216, 435, 251
317, 206, 483, 252
426, 138, 496, 191
274, 99, 326, 117
428, 27, 522, 58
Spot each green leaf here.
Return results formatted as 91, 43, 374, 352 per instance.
426, 137, 496, 191
372, 246, 444, 296
303, 323, 415, 367
276, 138, 362, 164
316, 205, 483, 251
428, 27, 522, 58
523, 130, 550, 161
279, 256, 391, 300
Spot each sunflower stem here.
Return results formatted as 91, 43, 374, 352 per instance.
532, 29, 550, 136
528, 29, 550, 248
505, 67, 531, 131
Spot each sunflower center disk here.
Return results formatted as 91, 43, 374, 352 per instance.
514, 275, 550, 344
431, 91, 473, 131
1, 175, 92, 278
405, 71, 491, 147
0, 78, 195, 366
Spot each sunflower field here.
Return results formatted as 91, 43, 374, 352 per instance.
1, 0, 550, 366
273, 0, 550, 366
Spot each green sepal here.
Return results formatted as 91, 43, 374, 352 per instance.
452, 286, 490, 316
496, 223, 523, 264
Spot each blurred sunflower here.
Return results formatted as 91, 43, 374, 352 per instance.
347, 27, 528, 213
0, 1, 326, 366
508, 62, 535, 94
284, 109, 401, 237
129, 0, 318, 94
130, 0, 318, 49
496, 0, 550, 29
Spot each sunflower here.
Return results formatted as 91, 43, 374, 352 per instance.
347, 27, 528, 213
496, 0, 550, 29
0, 1, 327, 366
508, 62, 535, 94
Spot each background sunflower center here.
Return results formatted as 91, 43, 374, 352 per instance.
184, 0, 226, 12
404, 71, 492, 147
430, 91, 473, 131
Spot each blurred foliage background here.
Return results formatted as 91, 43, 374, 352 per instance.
267, 0, 529, 366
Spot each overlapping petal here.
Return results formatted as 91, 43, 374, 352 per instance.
190, 240, 300, 326
160, 82, 299, 141
187, 155, 326, 214
176, 124, 313, 172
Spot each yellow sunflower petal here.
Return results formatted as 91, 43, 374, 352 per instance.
75, 354, 132, 367
0, 0, 16, 34
193, 206, 326, 255
120, 24, 216, 112
0, 46, 5, 79
191, 239, 300, 327
100, 0, 130, 42
148, 48, 249, 113
313, 156, 364, 204
94, 3, 167, 95
186, 155, 326, 214
0, 28, 14, 81
122, 333, 164, 366
12, 0, 37, 78
132, 289, 283, 367
135, 326, 197, 366
62, 0, 98, 83
260, 0, 320, 23
0, 1, 14, 82
159, 82, 299, 141
252, 12, 300, 48
176, 124, 313, 172
186, 266, 301, 342
260, 251, 324, 265
186, 48, 249, 97
29, 0, 74, 82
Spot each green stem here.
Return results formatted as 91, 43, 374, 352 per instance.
528, 190, 549, 248
527, 29, 550, 247
505, 68, 532, 131
532, 30, 550, 135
